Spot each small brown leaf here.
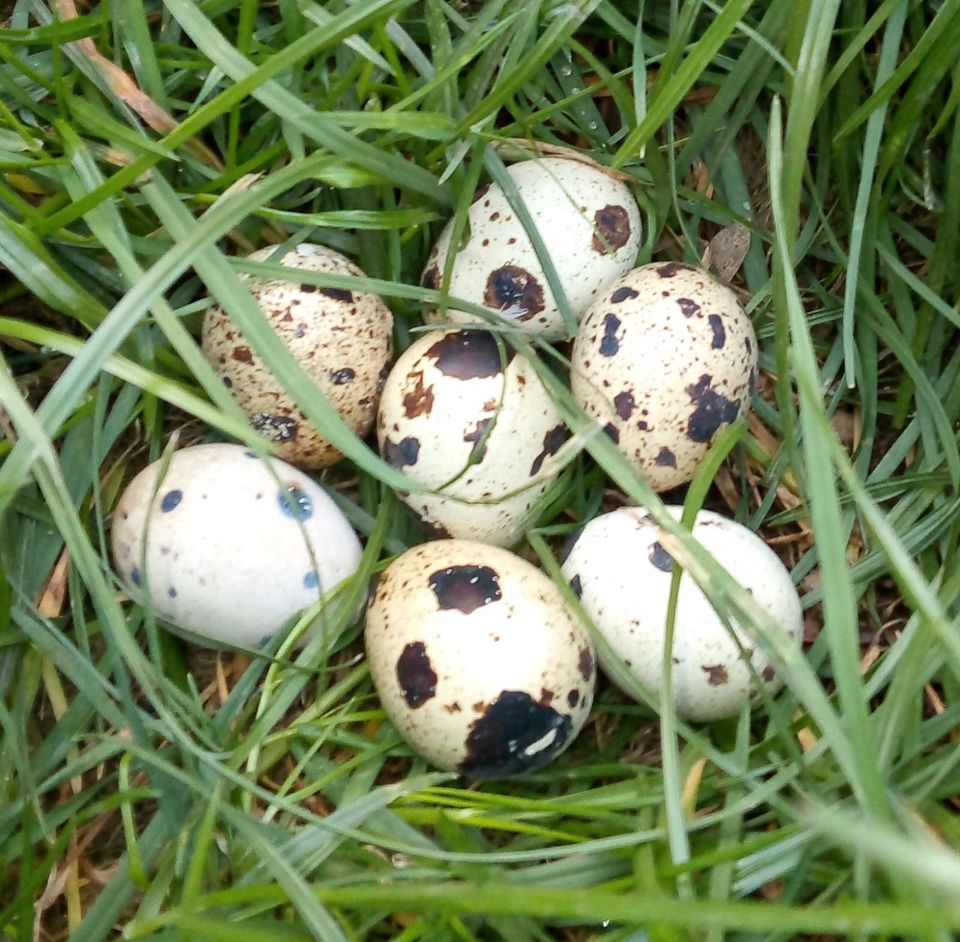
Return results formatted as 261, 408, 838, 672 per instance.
56, 0, 221, 169
701, 222, 751, 283
36, 549, 70, 618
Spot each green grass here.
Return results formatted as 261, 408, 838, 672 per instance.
3, 0, 960, 939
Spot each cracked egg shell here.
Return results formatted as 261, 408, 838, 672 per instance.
377, 328, 567, 547
561, 506, 802, 722
202, 243, 393, 469
571, 262, 757, 490
110, 443, 363, 650
421, 157, 641, 339
365, 539, 596, 778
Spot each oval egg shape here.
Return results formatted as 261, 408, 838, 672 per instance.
422, 157, 641, 339
561, 506, 803, 721
377, 328, 568, 546
571, 262, 757, 490
202, 243, 393, 469
110, 443, 364, 649
365, 539, 596, 778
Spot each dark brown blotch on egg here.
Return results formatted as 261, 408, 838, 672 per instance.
611, 286, 639, 303
578, 647, 595, 681
592, 205, 631, 255
614, 390, 635, 420
250, 413, 299, 443
321, 286, 353, 303
396, 641, 438, 708
529, 424, 569, 476
421, 264, 440, 291
402, 370, 435, 418
702, 664, 729, 686
428, 565, 502, 614
602, 422, 620, 443
329, 367, 355, 385
708, 313, 726, 349
425, 330, 512, 380
654, 447, 676, 467
459, 689, 572, 780
383, 436, 421, 468
648, 541, 674, 572
599, 312, 621, 357
685, 373, 741, 443
656, 261, 696, 278
483, 265, 545, 319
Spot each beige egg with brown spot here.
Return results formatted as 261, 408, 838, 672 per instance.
202, 243, 393, 469
365, 538, 596, 778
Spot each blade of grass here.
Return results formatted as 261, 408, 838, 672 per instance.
612, 0, 756, 169
768, 96, 888, 819
840, 0, 907, 387
160, 0, 448, 204
135, 881, 960, 935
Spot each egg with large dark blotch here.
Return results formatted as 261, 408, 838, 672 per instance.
376, 328, 568, 547
365, 539, 595, 779
422, 157, 641, 339
110, 443, 363, 649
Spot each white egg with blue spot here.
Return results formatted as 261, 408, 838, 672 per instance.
110, 443, 364, 649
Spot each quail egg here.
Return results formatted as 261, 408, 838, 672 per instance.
571, 262, 757, 490
365, 539, 596, 778
202, 242, 393, 469
111, 443, 364, 649
377, 328, 567, 546
561, 505, 803, 721
422, 157, 642, 339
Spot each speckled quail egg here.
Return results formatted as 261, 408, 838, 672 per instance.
561, 505, 803, 722
111, 443, 363, 649
202, 242, 393, 469
377, 328, 567, 546
422, 157, 642, 339
365, 539, 596, 778
571, 262, 757, 490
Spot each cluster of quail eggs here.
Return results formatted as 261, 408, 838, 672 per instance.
111, 154, 803, 783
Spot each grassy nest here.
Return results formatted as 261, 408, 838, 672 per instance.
2, 1, 960, 940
